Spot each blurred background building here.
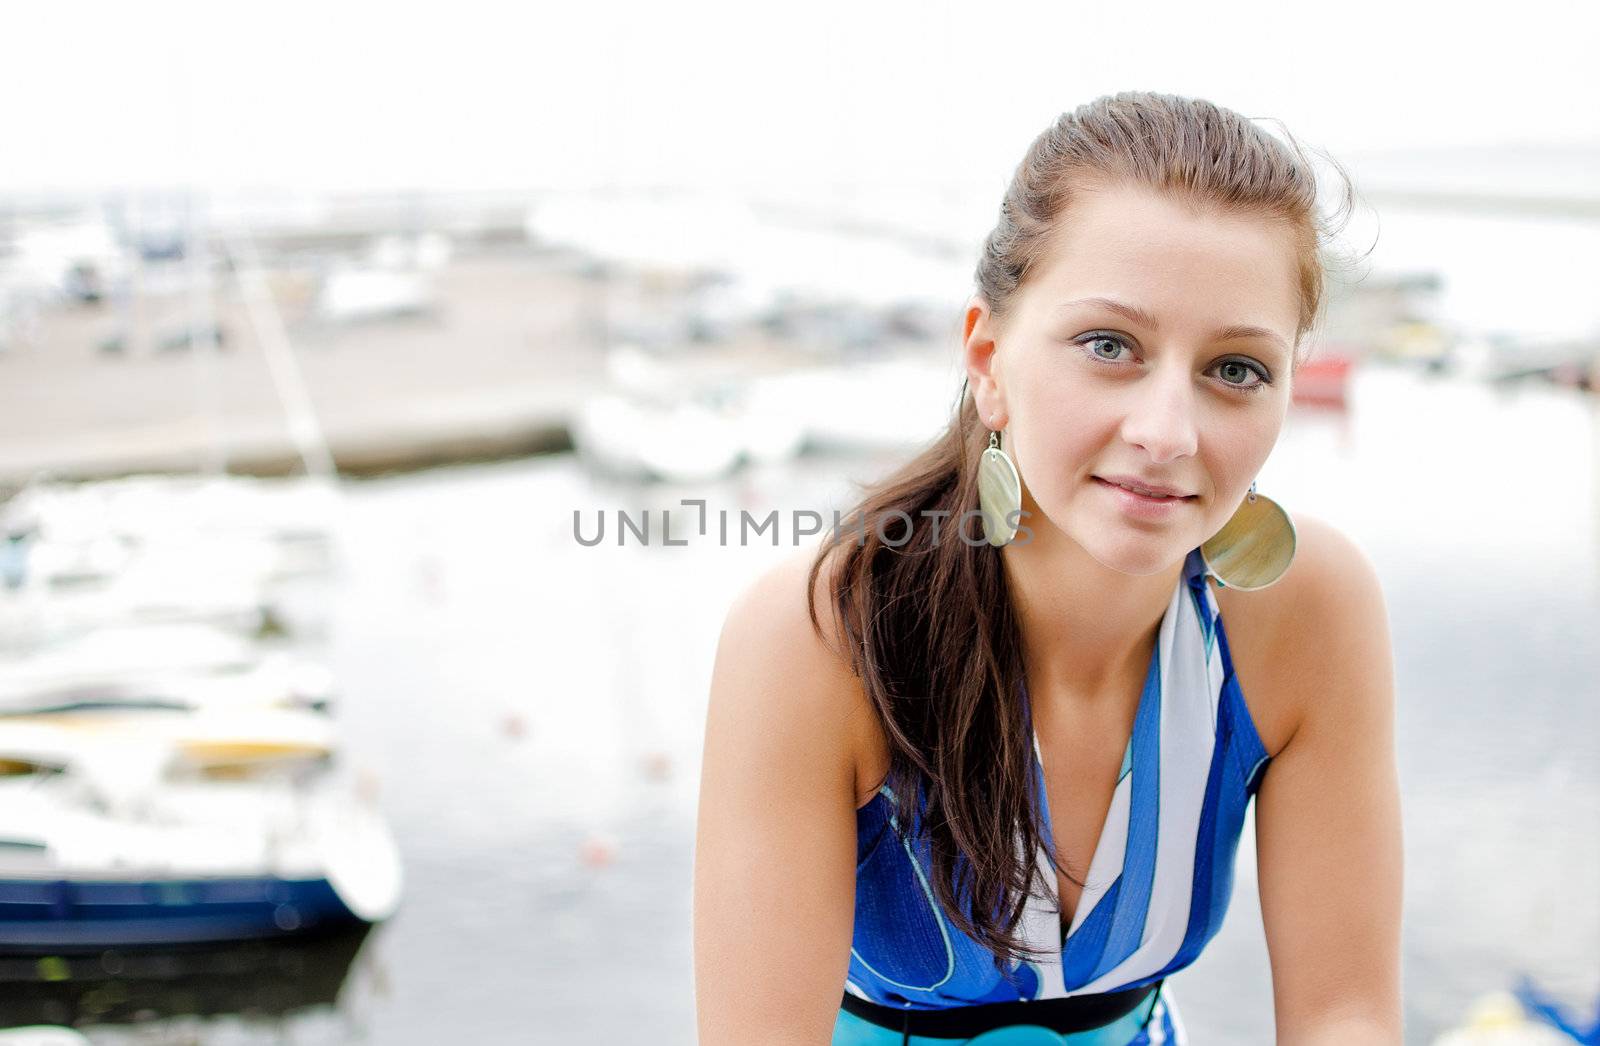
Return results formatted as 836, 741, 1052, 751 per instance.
0, 1, 1596, 1043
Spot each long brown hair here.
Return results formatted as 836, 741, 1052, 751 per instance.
805, 91, 1358, 967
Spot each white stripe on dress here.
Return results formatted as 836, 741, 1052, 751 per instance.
1075, 566, 1220, 994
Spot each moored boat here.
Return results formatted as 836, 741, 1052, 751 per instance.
0, 702, 400, 953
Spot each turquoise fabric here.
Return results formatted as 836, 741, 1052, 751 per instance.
831, 983, 1183, 1045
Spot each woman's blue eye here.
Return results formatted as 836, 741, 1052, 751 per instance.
1213, 358, 1271, 391
1076, 333, 1272, 393
1082, 335, 1131, 362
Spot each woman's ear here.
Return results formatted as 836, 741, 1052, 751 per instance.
963, 296, 1006, 428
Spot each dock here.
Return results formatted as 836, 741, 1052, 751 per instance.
0, 247, 615, 483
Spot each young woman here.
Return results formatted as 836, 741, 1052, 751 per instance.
695, 92, 1402, 1045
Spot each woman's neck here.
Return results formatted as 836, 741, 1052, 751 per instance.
999, 519, 1184, 710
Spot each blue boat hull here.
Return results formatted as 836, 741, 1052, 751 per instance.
0, 876, 366, 952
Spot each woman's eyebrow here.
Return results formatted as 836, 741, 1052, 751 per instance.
1056, 296, 1291, 355
1058, 296, 1163, 331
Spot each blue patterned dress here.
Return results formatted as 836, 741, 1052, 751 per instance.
836, 548, 1271, 1044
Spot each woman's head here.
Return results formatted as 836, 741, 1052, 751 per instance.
962, 91, 1350, 576
810, 92, 1354, 968
974, 91, 1339, 347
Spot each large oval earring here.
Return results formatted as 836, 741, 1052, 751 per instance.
978, 429, 1022, 547
1200, 480, 1296, 590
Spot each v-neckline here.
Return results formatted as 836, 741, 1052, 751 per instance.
1024, 625, 1160, 945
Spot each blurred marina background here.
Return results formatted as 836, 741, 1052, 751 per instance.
1, 1, 1598, 1043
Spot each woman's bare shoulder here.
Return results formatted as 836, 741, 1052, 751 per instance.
717, 542, 855, 679
710, 542, 883, 807
1212, 511, 1390, 758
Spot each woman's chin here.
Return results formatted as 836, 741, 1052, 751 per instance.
1076, 533, 1193, 578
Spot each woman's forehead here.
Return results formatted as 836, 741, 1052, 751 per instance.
1046, 186, 1294, 270
1021, 187, 1301, 336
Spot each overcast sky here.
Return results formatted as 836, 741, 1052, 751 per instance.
3, 0, 1597, 196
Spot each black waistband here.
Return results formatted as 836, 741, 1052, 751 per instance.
839, 980, 1160, 1038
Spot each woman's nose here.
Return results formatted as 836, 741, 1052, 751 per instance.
1118, 373, 1199, 464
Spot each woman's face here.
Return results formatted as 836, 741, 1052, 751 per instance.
965, 181, 1300, 577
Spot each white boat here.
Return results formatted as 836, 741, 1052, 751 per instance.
0, 559, 271, 650
0, 473, 342, 589
0, 474, 342, 649
314, 266, 436, 323
570, 346, 966, 482
570, 345, 807, 482
309, 231, 449, 325
0, 622, 332, 708
783, 355, 963, 453
0, 702, 400, 952
571, 392, 749, 483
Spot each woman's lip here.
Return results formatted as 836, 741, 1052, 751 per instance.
1092, 476, 1198, 501
1093, 476, 1198, 512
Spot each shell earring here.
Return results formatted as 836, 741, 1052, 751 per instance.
978, 426, 1022, 547
1200, 480, 1297, 590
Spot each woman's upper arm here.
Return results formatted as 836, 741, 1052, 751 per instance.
1253, 518, 1404, 1043
694, 549, 865, 1046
